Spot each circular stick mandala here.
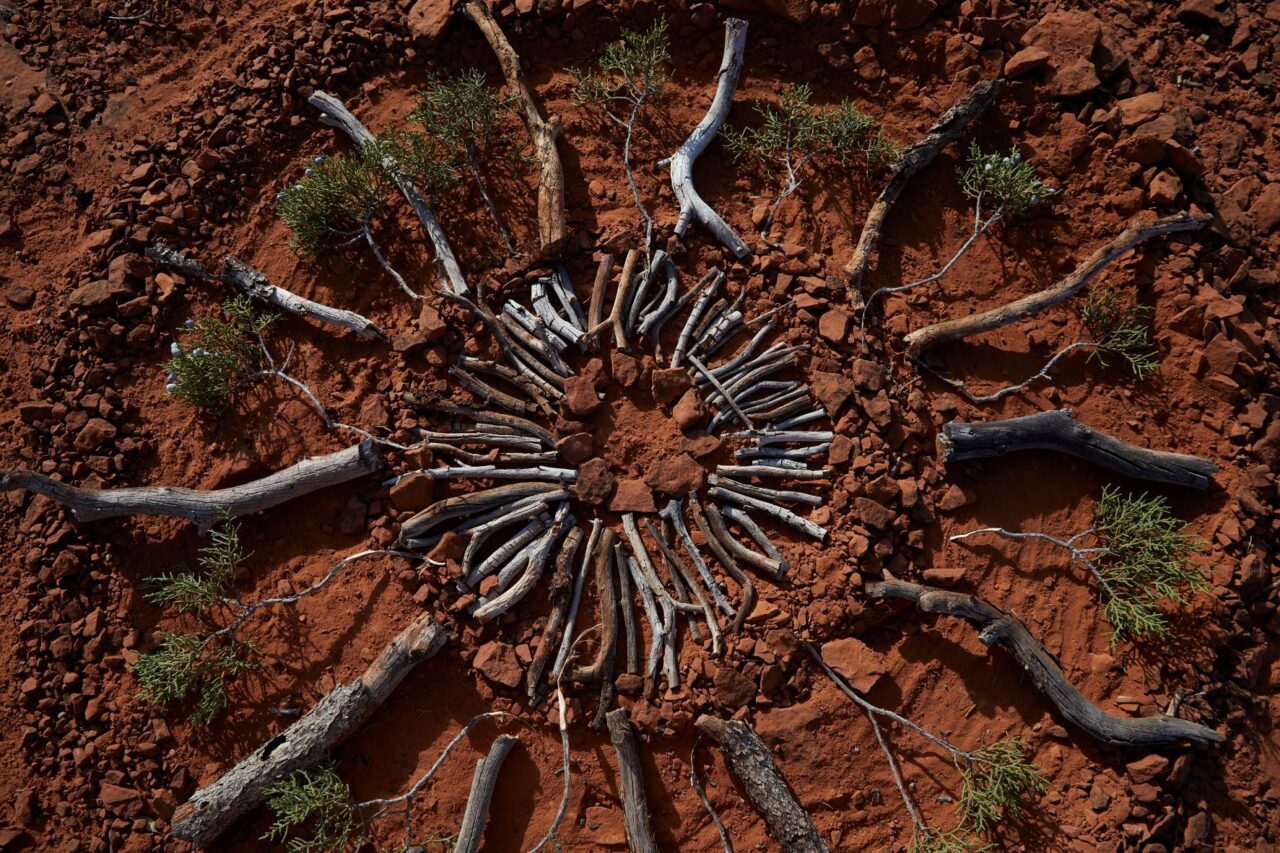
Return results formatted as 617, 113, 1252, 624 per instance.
392, 250, 830, 720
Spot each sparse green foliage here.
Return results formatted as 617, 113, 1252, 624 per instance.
407, 71, 522, 250
958, 737, 1047, 835
133, 632, 258, 727
571, 19, 670, 114
380, 128, 457, 199
572, 19, 670, 250
278, 141, 393, 256
1081, 288, 1158, 379
144, 514, 246, 613
1093, 486, 1206, 644
164, 295, 275, 409
958, 142, 1053, 219
909, 830, 989, 853
264, 762, 364, 853
724, 84, 894, 238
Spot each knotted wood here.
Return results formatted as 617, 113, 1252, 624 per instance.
843, 78, 1002, 289
171, 615, 447, 846
606, 709, 659, 853
455, 734, 519, 853
865, 579, 1223, 748
695, 714, 828, 853
939, 409, 1218, 489
2, 440, 383, 533
463, 0, 566, 257
904, 212, 1209, 356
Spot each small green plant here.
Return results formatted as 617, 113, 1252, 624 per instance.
1081, 287, 1158, 379
955, 287, 1157, 403
909, 830, 988, 853
277, 140, 421, 299
952, 487, 1206, 645
409, 70, 523, 253
1093, 485, 1206, 642
144, 516, 247, 613
957, 736, 1047, 835
723, 84, 894, 239
264, 763, 364, 853
862, 142, 1054, 339
164, 295, 275, 409
572, 19, 670, 252
134, 632, 258, 727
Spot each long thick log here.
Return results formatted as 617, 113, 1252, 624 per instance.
462, 0, 566, 257
865, 579, 1223, 748
939, 409, 1218, 489
843, 78, 1002, 289
455, 734, 519, 853
1, 440, 382, 534
694, 715, 827, 853
606, 709, 659, 853
171, 614, 448, 846
146, 245, 384, 339
307, 90, 469, 295
663, 18, 749, 258
904, 212, 1209, 356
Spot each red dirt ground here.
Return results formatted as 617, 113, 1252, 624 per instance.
2, 1, 1278, 851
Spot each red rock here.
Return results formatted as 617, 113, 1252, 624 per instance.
407, 0, 454, 42
1117, 92, 1163, 127
811, 370, 856, 416
68, 279, 130, 310
609, 351, 639, 387
938, 484, 976, 512
1004, 45, 1050, 77
556, 432, 593, 465
99, 783, 140, 809
757, 0, 810, 24
575, 458, 614, 505
645, 452, 705, 496
890, 0, 938, 29
849, 358, 885, 391
821, 637, 887, 693
1250, 183, 1280, 233
650, 367, 691, 406
712, 665, 756, 708
1148, 171, 1183, 207
418, 304, 447, 342
1126, 754, 1169, 783
1177, 0, 1234, 27
672, 388, 707, 431
30, 92, 59, 116
609, 479, 655, 513
855, 497, 894, 529
18, 401, 54, 423
429, 530, 466, 563
563, 375, 601, 416
817, 307, 851, 344
584, 805, 628, 847
74, 418, 117, 451
474, 641, 523, 689
684, 433, 721, 458
922, 566, 968, 585
389, 472, 434, 511
3, 282, 35, 308
1023, 10, 1107, 97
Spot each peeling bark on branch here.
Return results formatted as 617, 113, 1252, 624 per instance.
606, 708, 659, 853
1, 441, 382, 534
904, 212, 1209, 357
307, 90, 470, 295
455, 734, 519, 853
171, 615, 448, 846
462, 0, 566, 257
865, 579, 1223, 748
843, 78, 1003, 289
663, 18, 750, 258
147, 245, 385, 339
939, 409, 1218, 489
695, 714, 828, 853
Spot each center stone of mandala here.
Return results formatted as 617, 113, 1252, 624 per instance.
560, 358, 717, 511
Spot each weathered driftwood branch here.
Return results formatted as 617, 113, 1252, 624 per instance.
695, 715, 828, 853
462, 0, 566, 257
147, 245, 384, 339
939, 409, 1218, 489
171, 614, 448, 846
606, 708, 659, 853
454, 734, 519, 853
865, 579, 1223, 747
903, 212, 1209, 356
662, 18, 749, 258
2, 441, 382, 534
843, 78, 1003, 289
307, 90, 469, 295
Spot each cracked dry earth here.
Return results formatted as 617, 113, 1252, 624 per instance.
2, 0, 1280, 852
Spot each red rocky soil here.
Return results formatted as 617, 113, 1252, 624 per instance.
2, 0, 1279, 851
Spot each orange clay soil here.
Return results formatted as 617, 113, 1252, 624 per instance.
2, 1, 1279, 851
